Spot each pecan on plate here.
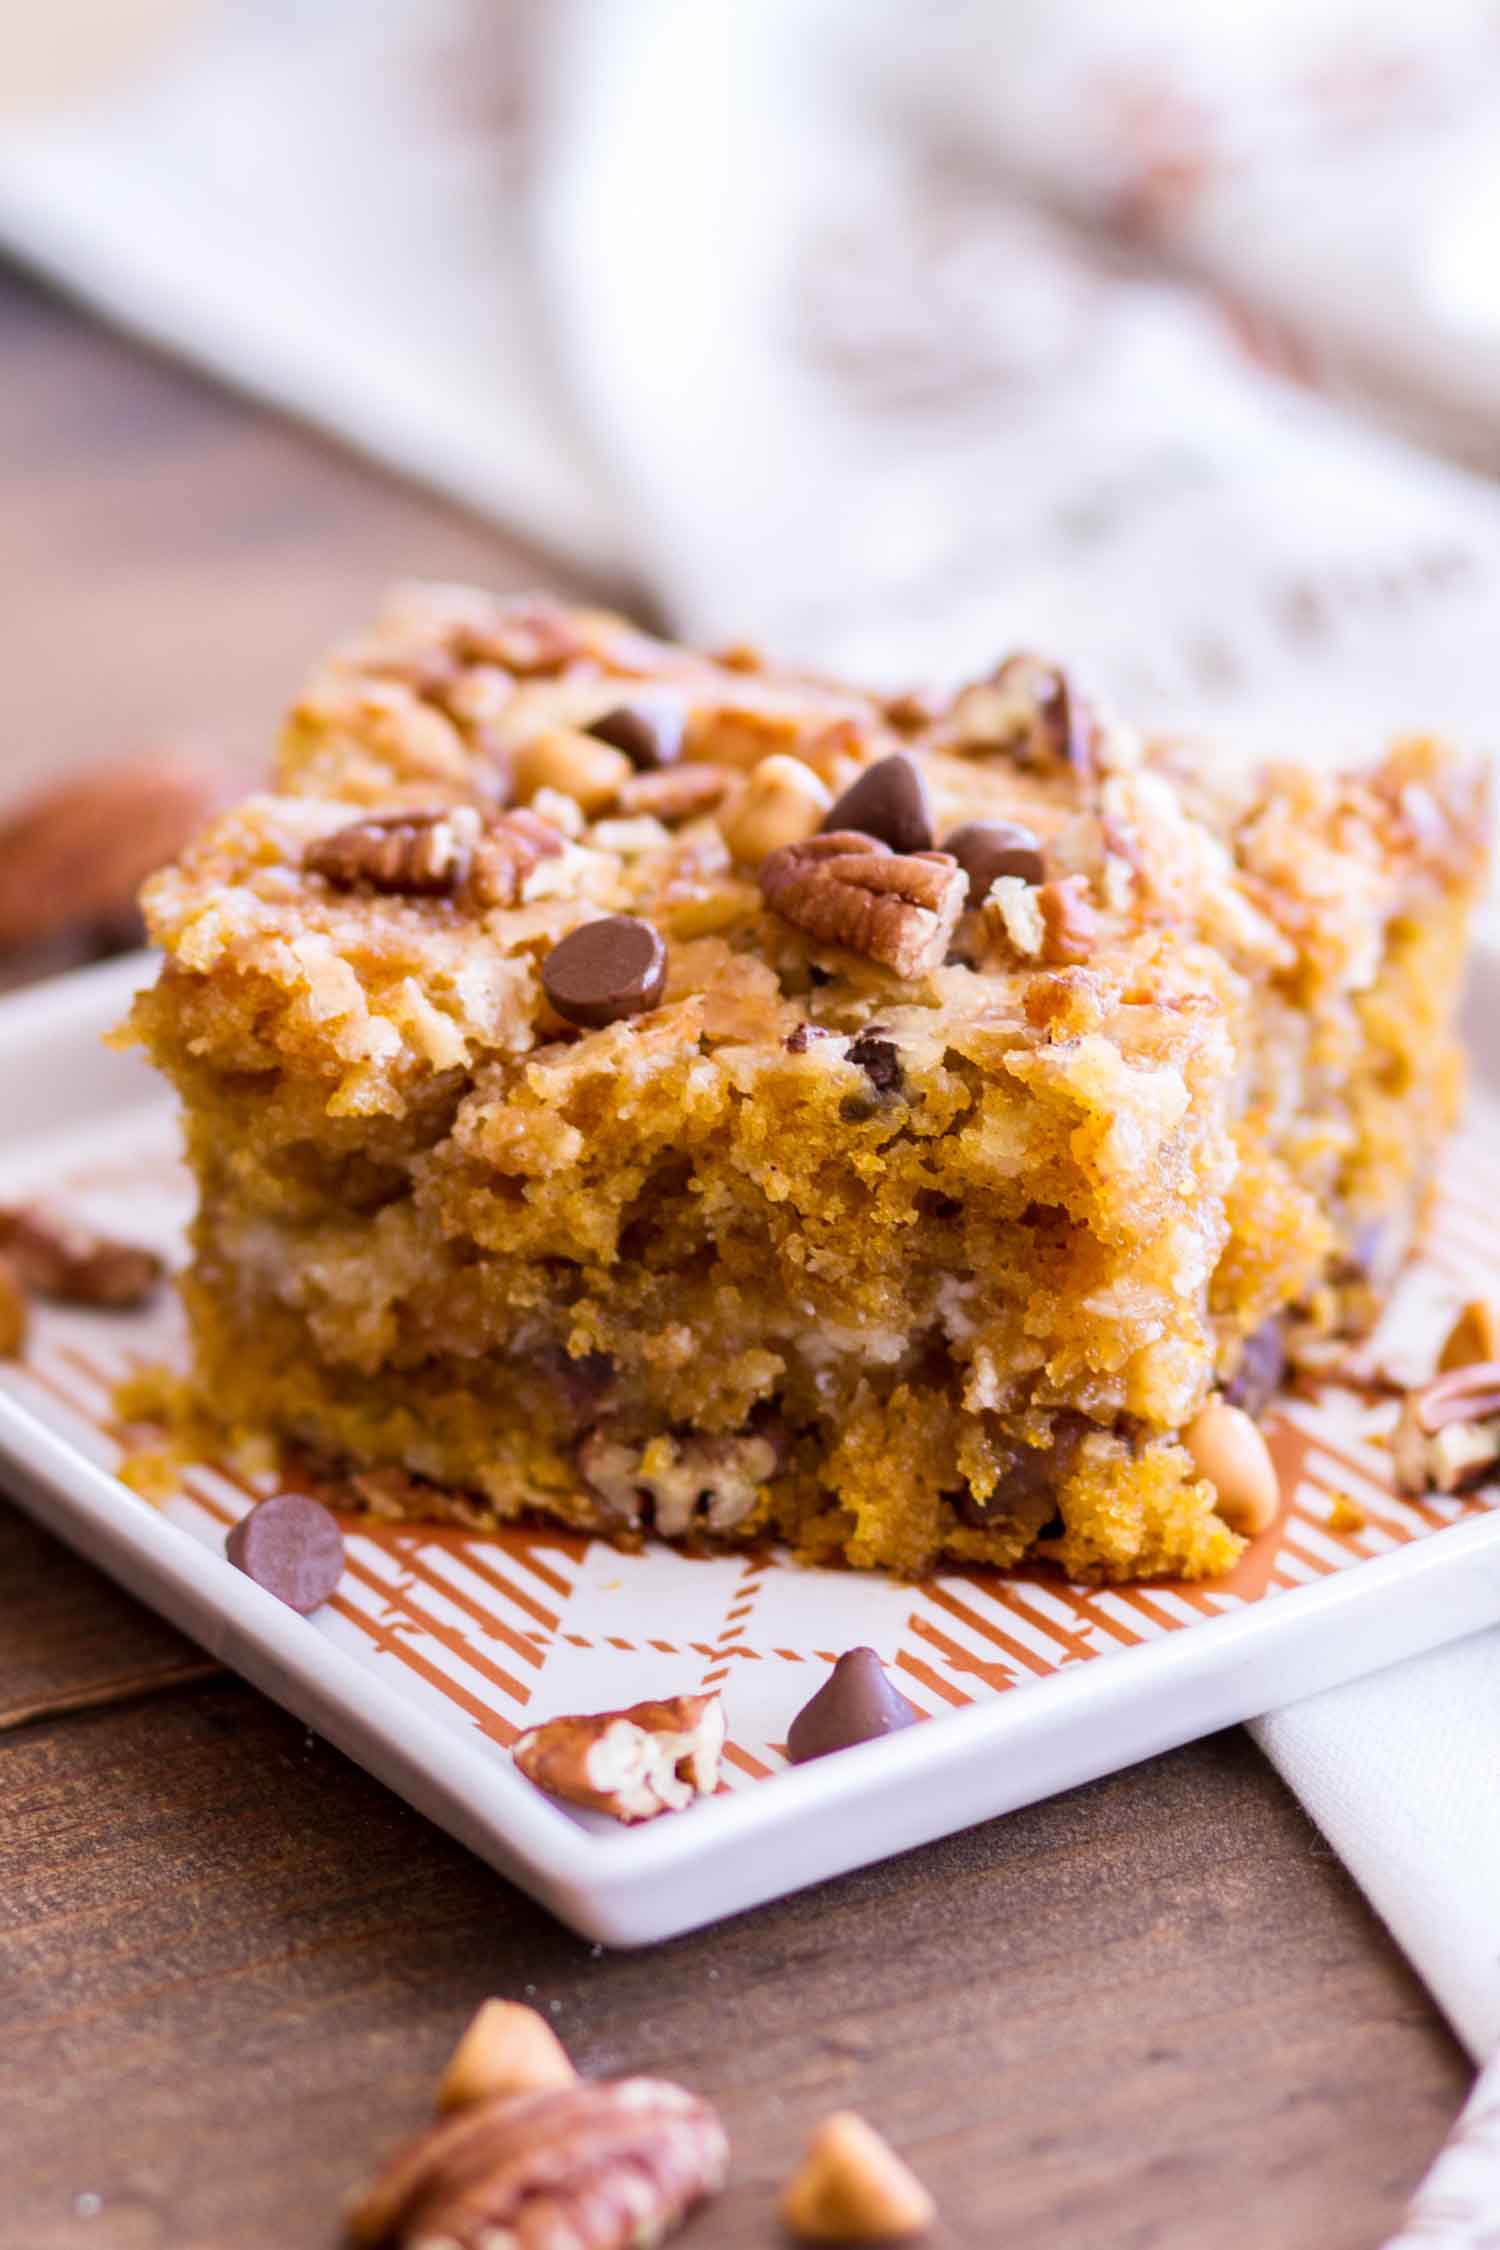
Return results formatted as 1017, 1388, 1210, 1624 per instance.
304, 805, 481, 895
576, 1428, 778, 1538
0, 1205, 162, 1308
759, 831, 965, 980
347, 2079, 729, 2249
466, 808, 566, 908
1394, 1363, 1500, 1495
512, 1692, 725, 1824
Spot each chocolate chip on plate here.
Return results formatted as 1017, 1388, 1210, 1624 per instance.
944, 819, 1046, 903
225, 1492, 345, 1614
786, 1647, 921, 1764
821, 753, 933, 855
584, 701, 685, 771
542, 916, 668, 1029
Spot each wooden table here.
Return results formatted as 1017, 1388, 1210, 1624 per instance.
0, 267, 1472, 2250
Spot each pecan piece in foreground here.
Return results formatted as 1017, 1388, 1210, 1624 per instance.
513, 1692, 724, 1823
347, 2079, 729, 2249
305, 805, 481, 895
759, 831, 965, 980
1394, 1363, 1500, 1495
466, 807, 566, 907
0, 1205, 162, 1308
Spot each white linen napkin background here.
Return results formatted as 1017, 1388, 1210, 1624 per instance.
1, 4, 1498, 2232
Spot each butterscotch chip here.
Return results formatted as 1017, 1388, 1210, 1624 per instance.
781, 2112, 935, 2243
1438, 1298, 1500, 1373
435, 2001, 576, 2113
540, 915, 668, 1028
1184, 1402, 1281, 1536
0, 1257, 27, 1358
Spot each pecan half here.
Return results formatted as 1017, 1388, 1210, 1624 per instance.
759, 830, 965, 979
347, 2079, 729, 2248
512, 1693, 725, 1823
467, 808, 566, 907
616, 763, 734, 822
1037, 874, 1102, 964
576, 1428, 778, 1537
0, 1206, 162, 1308
1394, 1363, 1500, 1495
305, 805, 481, 895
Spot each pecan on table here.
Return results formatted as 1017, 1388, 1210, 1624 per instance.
759, 830, 965, 980
347, 2079, 729, 2249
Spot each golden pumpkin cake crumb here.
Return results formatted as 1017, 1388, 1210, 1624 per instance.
118, 586, 1490, 1581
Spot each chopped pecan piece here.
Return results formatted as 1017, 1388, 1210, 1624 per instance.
512, 1693, 725, 1824
953, 651, 1099, 780
453, 594, 587, 675
0, 1206, 162, 1308
466, 808, 566, 907
1037, 875, 1102, 964
1394, 1363, 1500, 1495
347, 2079, 729, 2248
759, 831, 964, 980
305, 805, 481, 895
616, 764, 734, 822
576, 1428, 778, 1536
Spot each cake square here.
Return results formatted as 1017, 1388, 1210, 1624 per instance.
123, 585, 1490, 1581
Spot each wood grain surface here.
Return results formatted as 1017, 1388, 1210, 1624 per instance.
0, 264, 1473, 2250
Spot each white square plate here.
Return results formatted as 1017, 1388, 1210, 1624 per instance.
5, 951, 1500, 1945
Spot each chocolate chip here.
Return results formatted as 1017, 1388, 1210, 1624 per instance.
787, 1648, 921, 1764
954, 1412, 1087, 1528
821, 753, 933, 854
846, 1028, 903, 1096
944, 819, 1045, 903
1221, 1319, 1286, 1420
225, 1492, 344, 1614
542, 916, 668, 1028
585, 701, 685, 771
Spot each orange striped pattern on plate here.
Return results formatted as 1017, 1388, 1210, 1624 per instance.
13, 1105, 1500, 1791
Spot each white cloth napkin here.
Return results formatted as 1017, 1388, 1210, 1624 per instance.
2, 4, 1499, 2227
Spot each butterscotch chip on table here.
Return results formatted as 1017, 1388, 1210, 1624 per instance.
120, 583, 1491, 1582
435, 2000, 576, 2112
781, 2111, 936, 2243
